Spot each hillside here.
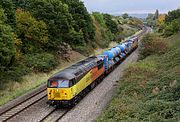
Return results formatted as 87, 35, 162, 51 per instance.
97, 33, 180, 121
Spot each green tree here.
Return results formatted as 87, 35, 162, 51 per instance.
146, 14, 156, 27
0, 0, 16, 28
165, 9, 180, 23
103, 14, 118, 34
163, 9, 180, 36
61, 0, 95, 42
12, 0, 31, 9
0, 8, 16, 70
122, 13, 129, 19
16, 9, 48, 53
27, 0, 74, 49
154, 9, 159, 20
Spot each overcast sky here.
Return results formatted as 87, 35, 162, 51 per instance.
83, 0, 180, 14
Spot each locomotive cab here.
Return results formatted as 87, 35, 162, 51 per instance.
47, 78, 76, 103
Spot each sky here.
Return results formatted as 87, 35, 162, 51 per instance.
83, 0, 180, 14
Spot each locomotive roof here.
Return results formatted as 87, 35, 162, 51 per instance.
49, 56, 99, 80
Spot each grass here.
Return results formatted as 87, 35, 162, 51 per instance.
96, 33, 180, 122
0, 53, 85, 106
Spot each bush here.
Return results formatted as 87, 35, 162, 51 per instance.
139, 34, 168, 59
25, 53, 57, 72
163, 19, 180, 37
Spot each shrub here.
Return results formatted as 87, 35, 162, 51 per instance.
24, 53, 57, 72
139, 34, 168, 59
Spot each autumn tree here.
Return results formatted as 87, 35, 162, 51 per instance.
157, 14, 166, 25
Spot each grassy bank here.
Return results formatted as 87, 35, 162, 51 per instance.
97, 33, 180, 121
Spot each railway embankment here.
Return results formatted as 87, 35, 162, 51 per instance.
97, 32, 180, 121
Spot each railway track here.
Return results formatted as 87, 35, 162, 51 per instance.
39, 108, 70, 122
0, 87, 47, 122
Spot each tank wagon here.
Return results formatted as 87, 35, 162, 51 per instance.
47, 36, 139, 107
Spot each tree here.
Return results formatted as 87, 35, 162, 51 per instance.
103, 14, 118, 34
157, 14, 166, 25
146, 14, 156, 27
16, 9, 48, 53
163, 9, 180, 36
0, 8, 16, 70
0, 0, 16, 28
165, 9, 180, 23
27, 0, 74, 49
154, 9, 159, 20
61, 0, 95, 42
12, 0, 31, 9
122, 13, 129, 19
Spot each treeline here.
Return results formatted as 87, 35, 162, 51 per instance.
146, 8, 180, 36
0, 0, 122, 84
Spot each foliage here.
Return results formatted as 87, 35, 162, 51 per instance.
16, 9, 48, 53
146, 13, 156, 27
24, 53, 57, 72
154, 9, 159, 20
163, 19, 180, 36
157, 14, 166, 25
26, 0, 73, 49
62, 0, 95, 42
122, 13, 129, 19
128, 17, 143, 29
0, 8, 16, 71
162, 9, 180, 36
12, 0, 31, 9
0, 0, 16, 28
103, 14, 118, 34
97, 33, 180, 122
139, 33, 168, 59
92, 12, 107, 28
91, 13, 114, 48
165, 9, 180, 24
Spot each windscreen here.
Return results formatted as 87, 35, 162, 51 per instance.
48, 79, 69, 88
57, 80, 69, 88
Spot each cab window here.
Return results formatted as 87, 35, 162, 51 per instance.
69, 78, 76, 87
57, 80, 69, 88
48, 80, 58, 88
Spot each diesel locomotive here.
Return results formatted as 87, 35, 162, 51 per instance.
47, 36, 139, 107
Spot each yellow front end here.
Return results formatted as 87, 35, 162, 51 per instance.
47, 88, 73, 101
